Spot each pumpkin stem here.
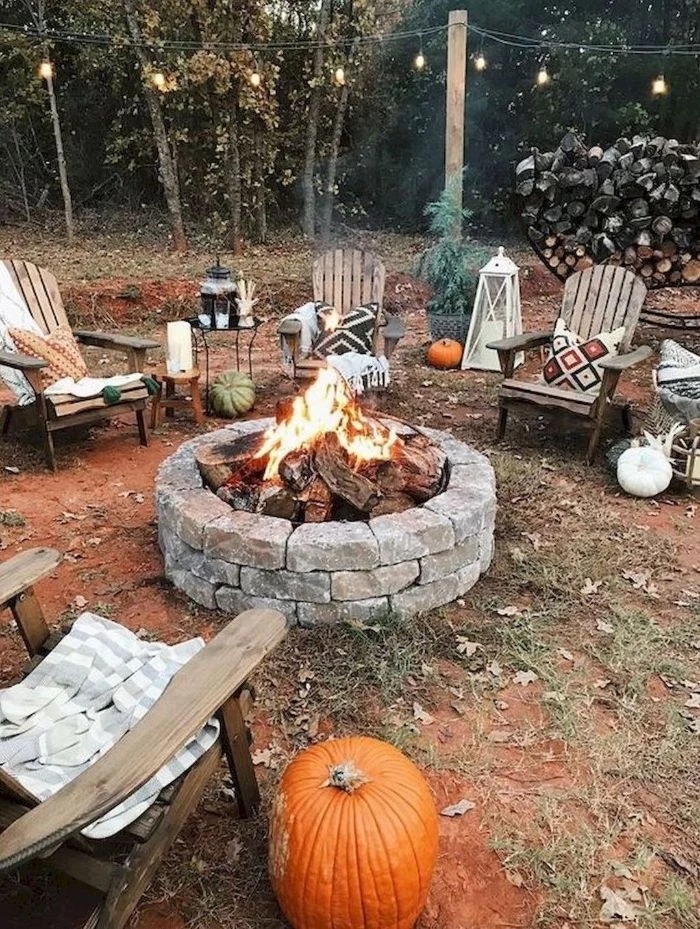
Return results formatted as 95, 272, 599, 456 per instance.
324, 761, 369, 794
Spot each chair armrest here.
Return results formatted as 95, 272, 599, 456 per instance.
0, 349, 46, 371
0, 608, 288, 870
486, 330, 552, 352
73, 331, 160, 352
277, 318, 303, 337
0, 548, 61, 608
598, 345, 652, 371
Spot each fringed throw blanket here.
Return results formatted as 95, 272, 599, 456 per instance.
0, 613, 219, 839
327, 351, 390, 394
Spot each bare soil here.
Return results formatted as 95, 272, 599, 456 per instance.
0, 228, 698, 929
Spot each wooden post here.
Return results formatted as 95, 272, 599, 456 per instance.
445, 9, 468, 231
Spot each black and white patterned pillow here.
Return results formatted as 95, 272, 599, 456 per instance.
313, 302, 379, 357
657, 339, 700, 399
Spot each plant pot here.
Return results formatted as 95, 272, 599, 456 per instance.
427, 311, 471, 343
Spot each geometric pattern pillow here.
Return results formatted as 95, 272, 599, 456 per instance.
313, 302, 378, 358
543, 317, 625, 393
657, 339, 700, 399
8, 326, 88, 390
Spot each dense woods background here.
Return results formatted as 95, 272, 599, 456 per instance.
0, 0, 698, 247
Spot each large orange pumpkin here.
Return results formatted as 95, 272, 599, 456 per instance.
269, 736, 439, 929
427, 338, 462, 369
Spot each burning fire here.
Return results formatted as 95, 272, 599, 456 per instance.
255, 368, 397, 480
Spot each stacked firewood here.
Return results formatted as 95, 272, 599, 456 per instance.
516, 131, 700, 287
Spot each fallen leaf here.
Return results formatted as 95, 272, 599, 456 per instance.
599, 884, 640, 922
496, 605, 522, 617
657, 849, 698, 879
3, 466, 20, 474
225, 836, 243, 865
440, 798, 475, 817
508, 545, 527, 564
596, 619, 614, 634
251, 748, 272, 767
557, 648, 574, 661
580, 577, 603, 596
73, 595, 87, 609
594, 679, 612, 689
488, 729, 511, 742
456, 636, 481, 657
486, 660, 502, 677
522, 531, 542, 550
494, 699, 510, 711
413, 702, 435, 726
684, 693, 700, 709
513, 669, 538, 686
505, 870, 524, 887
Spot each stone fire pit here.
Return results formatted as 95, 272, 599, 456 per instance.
155, 419, 496, 624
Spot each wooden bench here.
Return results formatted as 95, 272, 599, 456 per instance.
0, 547, 287, 929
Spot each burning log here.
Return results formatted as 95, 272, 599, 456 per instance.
298, 476, 333, 522
314, 432, 381, 514
391, 434, 449, 501
196, 433, 265, 490
517, 132, 700, 287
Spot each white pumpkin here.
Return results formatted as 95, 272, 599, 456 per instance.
617, 446, 672, 498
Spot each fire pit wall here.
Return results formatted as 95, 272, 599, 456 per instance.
155, 420, 496, 624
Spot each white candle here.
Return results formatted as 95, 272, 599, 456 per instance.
166, 321, 193, 373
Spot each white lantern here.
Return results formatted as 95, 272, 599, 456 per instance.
461, 246, 523, 372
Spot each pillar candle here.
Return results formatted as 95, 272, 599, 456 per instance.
166, 321, 193, 373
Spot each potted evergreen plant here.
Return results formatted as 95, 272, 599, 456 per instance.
416, 182, 490, 343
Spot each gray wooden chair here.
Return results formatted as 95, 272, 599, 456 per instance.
0, 547, 287, 929
0, 260, 160, 469
278, 248, 405, 381
488, 265, 650, 462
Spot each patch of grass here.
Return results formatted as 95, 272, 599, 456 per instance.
0, 509, 26, 527
658, 874, 698, 926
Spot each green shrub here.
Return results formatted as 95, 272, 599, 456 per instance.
415, 181, 490, 318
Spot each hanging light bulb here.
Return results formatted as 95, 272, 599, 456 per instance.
652, 74, 668, 95
414, 50, 426, 71
38, 60, 53, 80
151, 71, 166, 91
474, 53, 487, 72
249, 69, 261, 88
334, 65, 346, 86
536, 66, 550, 86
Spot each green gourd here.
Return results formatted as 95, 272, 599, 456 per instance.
209, 371, 256, 418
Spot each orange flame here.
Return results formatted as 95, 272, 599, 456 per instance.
255, 368, 397, 480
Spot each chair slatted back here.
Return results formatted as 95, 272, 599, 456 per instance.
2, 260, 70, 335
560, 266, 646, 353
312, 249, 386, 314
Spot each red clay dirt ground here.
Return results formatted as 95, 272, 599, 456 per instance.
0, 230, 698, 929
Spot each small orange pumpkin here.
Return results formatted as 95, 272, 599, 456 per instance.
269, 736, 439, 929
427, 338, 462, 369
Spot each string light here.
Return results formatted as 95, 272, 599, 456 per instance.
151, 71, 166, 90
38, 60, 53, 80
334, 65, 346, 86
474, 52, 487, 71
652, 73, 668, 95
536, 65, 550, 86
414, 50, 426, 70
249, 69, 261, 88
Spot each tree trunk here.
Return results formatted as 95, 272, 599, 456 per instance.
123, 0, 187, 251
226, 97, 243, 255
253, 123, 267, 244
44, 71, 74, 242
319, 39, 358, 248
300, 0, 330, 240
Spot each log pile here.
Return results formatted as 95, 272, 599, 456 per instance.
517, 131, 700, 287
196, 417, 449, 523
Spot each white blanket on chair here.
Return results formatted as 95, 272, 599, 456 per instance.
45, 373, 144, 398
279, 301, 319, 367
0, 613, 219, 839
327, 352, 390, 394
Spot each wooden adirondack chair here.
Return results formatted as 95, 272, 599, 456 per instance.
488, 266, 650, 462
278, 248, 405, 380
0, 547, 287, 929
0, 260, 160, 470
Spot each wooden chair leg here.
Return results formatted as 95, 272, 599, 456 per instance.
96, 745, 221, 929
43, 421, 57, 471
586, 408, 606, 464
190, 377, 205, 425
0, 405, 11, 436
135, 408, 149, 447
217, 690, 260, 818
150, 388, 162, 430
164, 380, 175, 419
496, 404, 509, 440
